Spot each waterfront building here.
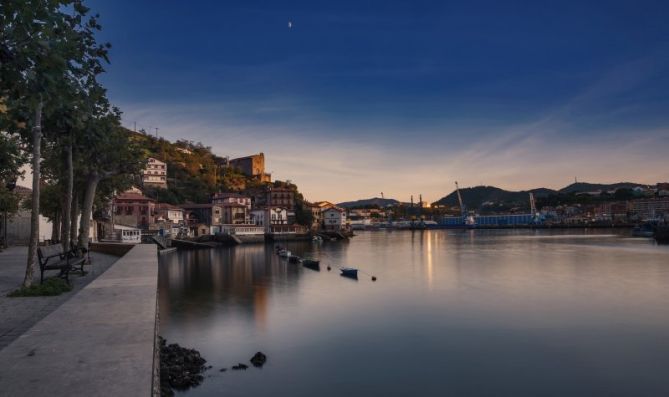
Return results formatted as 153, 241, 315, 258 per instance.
229, 153, 272, 182
181, 204, 223, 234
155, 203, 184, 224
323, 207, 347, 231
221, 203, 251, 224
631, 197, 669, 220
142, 157, 168, 189
212, 192, 252, 209
112, 188, 157, 229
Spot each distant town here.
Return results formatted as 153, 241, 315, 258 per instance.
4, 130, 667, 247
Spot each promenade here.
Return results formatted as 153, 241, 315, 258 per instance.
0, 246, 119, 350
0, 244, 159, 396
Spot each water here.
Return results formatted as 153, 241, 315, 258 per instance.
159, 229, 669, 396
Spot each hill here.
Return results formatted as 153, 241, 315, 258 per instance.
125, 129, 265, 204
432, 186, 546, 209
558, 182, 645, 194
337, 197, 400, 208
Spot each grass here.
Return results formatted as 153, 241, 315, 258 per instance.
8, 278, 72, 297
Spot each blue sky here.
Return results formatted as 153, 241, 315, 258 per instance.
87, 0, 669, 202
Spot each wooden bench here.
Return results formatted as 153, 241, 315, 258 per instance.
37, 244, 86, 284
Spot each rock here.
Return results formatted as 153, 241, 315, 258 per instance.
232, 363, 248, 370
250, 351, 267, 367
159, 336, 208, 393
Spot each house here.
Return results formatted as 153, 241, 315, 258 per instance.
155, 203, 184, 224
322, 207, 347, 231
112, 188, 157, 229
221, 203, 250, 224
212, 192, 252, 209
181, 204, 223, 234
228, 153, 271, 182
251, 207, 289, 230
142, 157, 168, 189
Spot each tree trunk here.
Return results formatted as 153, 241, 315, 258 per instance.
61, 139, 73, 251
70, 193, 79, 245
51, 210, 60, 242
24, 100, 42, 288
78, 173, 100, 250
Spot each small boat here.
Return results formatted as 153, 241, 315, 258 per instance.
340, 267, 358, 279
278, 249, 291, 258
288, 255, 301, 264
301, 258, 320, 270
632, 225, 655, 238
655, 226, 669, 244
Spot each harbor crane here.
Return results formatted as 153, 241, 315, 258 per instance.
455, 181, 476, 226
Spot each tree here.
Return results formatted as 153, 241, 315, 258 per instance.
1, 0, 109, 287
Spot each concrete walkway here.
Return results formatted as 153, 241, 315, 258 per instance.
0, 246, 119, 350
0, 244, 158, 396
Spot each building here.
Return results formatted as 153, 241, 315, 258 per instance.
181, 204, 223, 232
322, 207, 347, 231
268, 186, 295, 210
229, 153, 271, 182
142, 157, 168, 189
221, 203, 250, 225
155, 203, 185, 224
112, 188, 157, 229
212, 192, 252, 209
251, 207, 289, 230
631, 198, 669, 220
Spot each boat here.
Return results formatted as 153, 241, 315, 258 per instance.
312, 235, 323, 242
655, 226, 669, 244
632, 224, 655, 238
340, 267, 358, 278
288, 254, 301, 264
301, 258, 320, 270
278, 249, 291, 258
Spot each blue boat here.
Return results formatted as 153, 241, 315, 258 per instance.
340, 267, 358, 278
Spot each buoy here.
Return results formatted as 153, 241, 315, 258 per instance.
372, 276, 377, 281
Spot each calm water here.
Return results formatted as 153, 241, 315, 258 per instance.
159, 229, 669, 396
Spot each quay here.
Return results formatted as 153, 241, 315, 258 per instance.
0, 244, 159, 396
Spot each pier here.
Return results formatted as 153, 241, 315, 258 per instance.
0, 244, 159, 396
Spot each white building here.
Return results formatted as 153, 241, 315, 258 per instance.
250, 208, 289, 231
211, 192, 252, 209
142, 157, 167, 189
323, 207, 347, 231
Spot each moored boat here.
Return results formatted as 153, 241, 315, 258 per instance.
301, 258, 320, 270
278, 249, 291, 258
632, 224, 655, 238
655, 226, 669, 244
340, 267, 358, 278
288, 254, 301, 264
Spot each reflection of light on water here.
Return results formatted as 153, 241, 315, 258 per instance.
426, 232, 434, 289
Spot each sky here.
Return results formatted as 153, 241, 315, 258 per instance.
83, 0, 669, 203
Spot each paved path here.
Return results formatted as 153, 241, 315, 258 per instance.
0, 244, 158, 396
0, 246, 119, 350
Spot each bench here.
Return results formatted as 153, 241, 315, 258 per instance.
36, 244, 86, 284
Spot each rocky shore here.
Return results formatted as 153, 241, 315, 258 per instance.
159, 337, 209, 396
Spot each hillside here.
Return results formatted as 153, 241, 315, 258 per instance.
337, 197, 400, 208
432, 181, 648, 210
558, 182, 645, 194
432, 186, 551, 209
126, 129, 264, 204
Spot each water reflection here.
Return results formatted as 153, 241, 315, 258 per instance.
159, 230, 669, 397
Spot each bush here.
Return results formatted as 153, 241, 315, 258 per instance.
8, 278, 72, 297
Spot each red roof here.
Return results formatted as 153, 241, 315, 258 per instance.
114, 192, 155, 202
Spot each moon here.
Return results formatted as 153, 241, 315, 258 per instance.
288, 21, 293, 29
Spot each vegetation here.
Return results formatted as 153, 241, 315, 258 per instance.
1, 1, 143, 287
8, 277, 72, 297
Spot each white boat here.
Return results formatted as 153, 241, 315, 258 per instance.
278, 249, 291, 258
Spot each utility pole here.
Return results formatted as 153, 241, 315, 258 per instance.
155, 127, 159, 138
133, 121, 136, 132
